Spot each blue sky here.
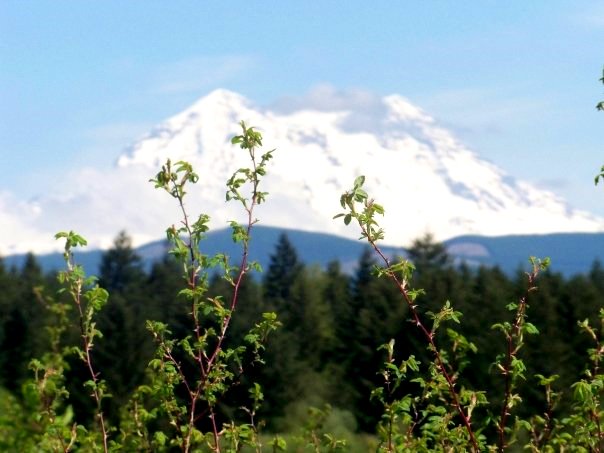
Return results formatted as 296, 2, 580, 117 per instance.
1, 1, 603, 215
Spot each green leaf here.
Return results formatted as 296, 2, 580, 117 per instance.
572, 381, 591, 402
154, 431, 168, 446
353, 175, 365, 188
272, 436, 287, 451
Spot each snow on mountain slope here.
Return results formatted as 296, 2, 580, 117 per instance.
116, 88, 604, 246
3, 88, 603, 255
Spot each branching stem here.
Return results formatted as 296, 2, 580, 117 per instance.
358, 220, 480, 452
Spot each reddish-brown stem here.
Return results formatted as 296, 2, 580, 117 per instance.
209, 410, 221, 453
362, 229, 480, 452
69, 267, 108, 453
387, 407, 394, 452
206, 147, 260, 370
591, 329, 603, 451
183, 392, 200, 453
531, 383, 555, 449
171, 145, 262, 451
38, 369, 72, 452
497, 272, 536, 452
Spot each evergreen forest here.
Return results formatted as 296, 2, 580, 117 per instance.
1, 230, 603, 450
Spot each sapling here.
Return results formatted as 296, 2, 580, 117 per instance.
54, 230, 111, 452
144, 121, 280, 452
491, 256, 548, 451
335, 176, 483, 452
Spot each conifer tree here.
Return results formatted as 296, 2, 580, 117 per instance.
407, 232, 451, 274
322, 260, 357, 409
98, 231, 145, 293
263, 232, 303, 304
0, 256, 23, 388
1, 254, 44, 388
146, 254, 185, 329
258, 233, 306, 426
346, 248, 404, 431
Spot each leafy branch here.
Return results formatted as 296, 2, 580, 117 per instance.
492, 257, 549, 451
335, 175, 481, 452
55, 230, 111, 453
595, 67, 603, 186
147, 121, 278, 452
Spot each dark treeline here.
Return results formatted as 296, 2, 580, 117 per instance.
0, 231, 602, 436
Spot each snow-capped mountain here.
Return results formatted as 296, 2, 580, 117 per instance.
3, 88, 603, 256
116, 88, 604, 245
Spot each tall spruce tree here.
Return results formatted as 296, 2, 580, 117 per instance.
98, 231, 145, 293
263, 232, 303, 304
1, 254, 44, 388
407, 232, 451, 275
258, 233, 305, 426
0, 256, 29, 388
321, 260, 357, 409
146, 254, 187, 331
346, 248, 405, 431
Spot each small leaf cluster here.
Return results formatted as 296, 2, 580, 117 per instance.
596, 67, 603, 186
334, 175, 385, 243
227, 120, 274, 209
597, 67, 604, 112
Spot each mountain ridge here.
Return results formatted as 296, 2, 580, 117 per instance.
5, 226, 603, 278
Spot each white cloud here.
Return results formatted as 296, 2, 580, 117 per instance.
39, 166, 184, 249
536, 178, 571, 191
0, 164, 182, 255
150, 55, 256, 95
0, 192, 51, 256
71, 121, 155, 168
0, 158, 249, 256
271, 84, 383, 113
415, 87, 550, 134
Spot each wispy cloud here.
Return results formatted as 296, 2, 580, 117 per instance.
150, 55, 256, 95
536, 178, 571, 191
414, 87, 550, 136
571, 3, 604, 29
77, 121, 154, 165
271, 84, 383, 113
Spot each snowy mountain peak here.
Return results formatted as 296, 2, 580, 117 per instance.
4, 88, 603, 256
117, 89, 257, 169
384, 94, 432, 121
114, 89, 604, 246
184, 89, 251, 117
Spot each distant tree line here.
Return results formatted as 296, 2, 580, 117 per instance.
0, 231, 602, 438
